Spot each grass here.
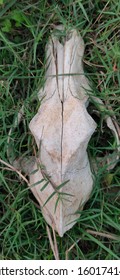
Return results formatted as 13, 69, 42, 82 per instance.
0, 0, 120, 260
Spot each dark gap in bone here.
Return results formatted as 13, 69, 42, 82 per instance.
29, 191, 41, 209
58, 31, 72, 45
87, 102, 115, 157
87, 102, 100, 123
52, 39, 55, 58
52, 27, 72, 45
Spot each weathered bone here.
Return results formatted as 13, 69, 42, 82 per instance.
29, 27, 97, 236
6, 26, 120, 237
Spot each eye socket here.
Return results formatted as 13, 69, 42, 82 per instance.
87, 102, 115, 158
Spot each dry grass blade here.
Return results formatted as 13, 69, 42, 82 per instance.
91, 0, 110, 27
86, 229, 120, 241
46, 225, 59, 260
52, 227, 59, 260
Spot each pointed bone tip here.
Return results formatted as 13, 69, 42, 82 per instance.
56, 218, 77, 237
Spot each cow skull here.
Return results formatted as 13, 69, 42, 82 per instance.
7, 26, 119, 237
29, 26, 97, 237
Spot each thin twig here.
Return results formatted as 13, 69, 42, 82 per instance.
65, 239, 81, 260
0, 158, 30, 187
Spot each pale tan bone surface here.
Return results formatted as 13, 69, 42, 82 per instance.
29, 27, 97, 237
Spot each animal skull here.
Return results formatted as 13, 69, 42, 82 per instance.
6, 26, 119, 237
29, 26, 97, 237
